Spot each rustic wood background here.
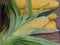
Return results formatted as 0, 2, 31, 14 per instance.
56, 0, 60, 29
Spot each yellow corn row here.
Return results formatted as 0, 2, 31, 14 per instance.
21, 9, 50, 14
13, 17, 49, 35
47, 13, 57, 20
21, 9, 50, 16
16, 0, 59, 9
21, 9, 57, 19
44, 21, 57, 30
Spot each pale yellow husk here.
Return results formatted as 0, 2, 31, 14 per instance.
16, 0, 59, 9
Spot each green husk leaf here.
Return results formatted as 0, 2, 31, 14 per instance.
32, 28, 59, 34
16, 36, 60, 45
14, 42, 25, 45
2, 35, 60, 45
9, 36, 60, 45
22, 0, 32, 23
8, 7, 16, 35
10, 0, 22, 30
0, 25, 8, 45
22, 36, 60, 45
0, 25, 8, 37
10, 0, 21, 16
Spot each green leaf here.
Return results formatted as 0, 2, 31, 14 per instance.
32, 28, 59, 34
9, 36, 60, 45
8, 7, 16, 35
0, 25, 8, 37
10, 0, 23, 31
3, 36, 14, 45
22, 0, 32, 23
15, 36, 60, 45
0, 25, 8, 45
10, 0, 21, 16
14, 42, 25, 45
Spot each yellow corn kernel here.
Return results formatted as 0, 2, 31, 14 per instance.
44, 21, 57, 30
47, 13, 57, 20
16, 0, 59, 9
13, 17, 49, 35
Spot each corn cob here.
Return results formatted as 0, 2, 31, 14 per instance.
16, 0, 59, 9
13, 17, 49, 35
47, 13, 57, 20
44, 21, 57, 30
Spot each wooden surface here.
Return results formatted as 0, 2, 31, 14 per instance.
56, 0, 60, 29
33, 32, 60, 43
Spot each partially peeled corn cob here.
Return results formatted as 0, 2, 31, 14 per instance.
13, 17, 49, 35
44, 21, 57, 30
21, 9, 57, 30
16, 0, 59, 9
